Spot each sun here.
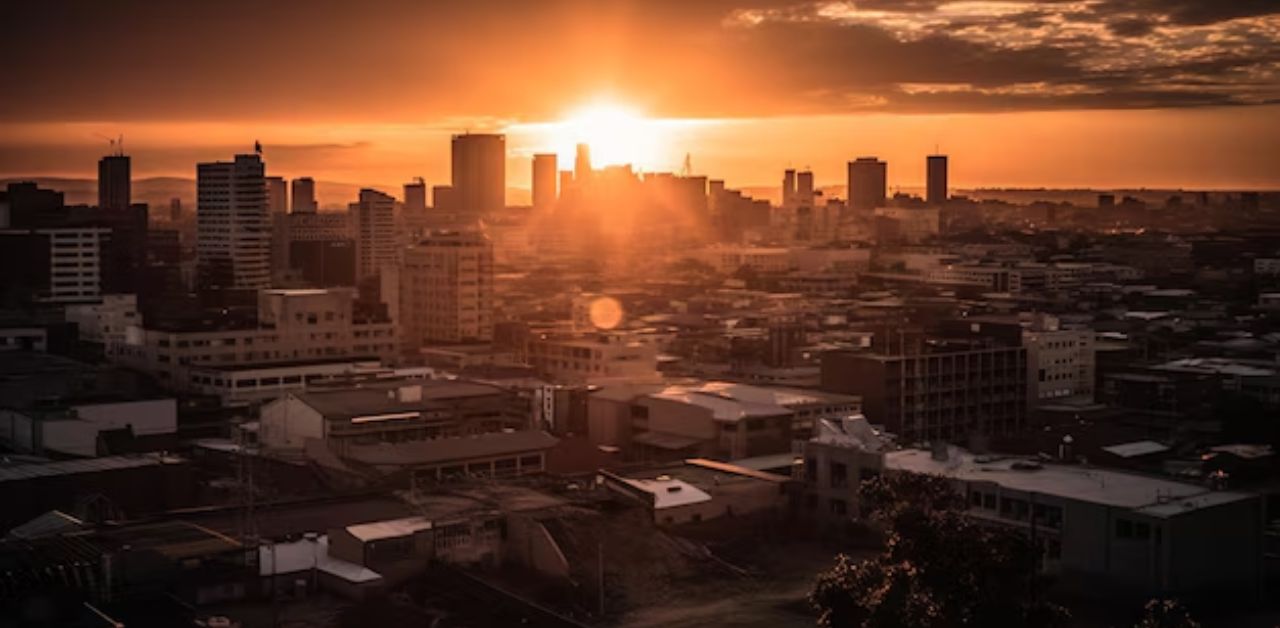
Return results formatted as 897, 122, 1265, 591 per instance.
556, 102, 663, 170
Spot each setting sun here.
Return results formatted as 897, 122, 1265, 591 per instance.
548, 102, 664, 171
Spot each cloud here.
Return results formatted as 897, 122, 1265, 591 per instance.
0, 0, 1277, 121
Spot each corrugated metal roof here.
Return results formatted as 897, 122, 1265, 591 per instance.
0, 454, 180, 483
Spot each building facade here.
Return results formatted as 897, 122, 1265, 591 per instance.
196, 154, 270, 289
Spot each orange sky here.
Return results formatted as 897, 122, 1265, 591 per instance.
2, 1, 1278, 190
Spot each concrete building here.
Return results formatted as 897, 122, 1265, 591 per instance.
0, 398, 177, 457
821, 341, 1027, 443
112, 288, 397, 390
291, 177, 317, 213
196, 153, 270, 289
601, 458, 789, 526
525, 333, 661, 386
532, 153, 557, 211
97, 153, 130, 211
451, 133, 505, 216
848, 157, 887, 211
1024, 322, 1096, 405
926, 154, 947, 206
401, 230, 493, 350
873, 207, 940, 244
258, 378, 530, 454
65, 294, 139, 350
4, 227, 107, 303
351, 188, 397, 281
795, 170, 815, 208
801, 428, 1263, 597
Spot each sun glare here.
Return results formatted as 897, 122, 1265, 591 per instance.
555, 103, 663, 171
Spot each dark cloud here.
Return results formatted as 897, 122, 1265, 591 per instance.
0, 0, 1277, 121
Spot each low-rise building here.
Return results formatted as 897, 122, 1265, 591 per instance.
601, 458, 790, 526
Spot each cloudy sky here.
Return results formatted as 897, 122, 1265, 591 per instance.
2, 0, 1278, 190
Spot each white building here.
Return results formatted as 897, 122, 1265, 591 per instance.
197, 154, 270, 289
0, 398, 177, 457
351, 188, 397, 280
112, 288, 397, 391
65, 294, 139, 350
1024, 318, 1096, 404
401, 230, 494, 350
524, 333, 661, 386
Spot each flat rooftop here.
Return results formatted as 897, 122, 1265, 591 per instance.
885, 448, 1254, 518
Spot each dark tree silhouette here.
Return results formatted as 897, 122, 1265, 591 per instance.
1135, 599, 1200, 628
810, 473, 1069, 628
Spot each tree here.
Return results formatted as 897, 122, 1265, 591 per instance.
1135, 599, 1200, 628
810, 473, 1069, 628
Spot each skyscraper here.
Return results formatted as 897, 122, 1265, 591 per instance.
291, 177, 317, 213
196, 154, 269, 289
926, 155, 948, 206
404, 178, 427, 214
848, 157, 887, 211
97, 153, 130, 210
350, 188, 397, 280
400, 230, 494, 349
574, 143, 592, 183
782, 169, 796, 208
796, 170, 815, 207
450, 133, 505, 216
266, 176, 288, 213
532, 153, 558, 210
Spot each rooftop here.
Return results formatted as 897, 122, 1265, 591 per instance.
341, 430, 559, 467
0, 453, 182, 484
885, 448, 1254, 518
293, 379, 508, 418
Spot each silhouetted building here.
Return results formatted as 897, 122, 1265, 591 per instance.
451, 133, 505, 215
574, 143, 592, 183
404, 178, 427, 213
196, 153, 269, 289
290, 239, 356, 287
291, 177, 317, 213
168, 197, 182, 222
97, 153, 130, 210
926, 154, 947, 205
782, 169, 796, 208
532, 153, 557, 210
848, 157, 887, 211
796, 170, 815, 208
266, 175, 288, 213
432, 185, 456, 214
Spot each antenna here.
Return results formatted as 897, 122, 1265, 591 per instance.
681, 153, 692, 177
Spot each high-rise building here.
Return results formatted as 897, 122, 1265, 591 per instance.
847, 157, 887, 211
196, 154, 270, 289
782, 169, 796, 207
532, 153, 558, 211
401, 230, 493, 350
926, 155, 948, 206
432, 185, 456, 214
574, 143, 592, 183
291, 177, 317, 213
266, 176, 289, 214
404, 178, 427, 214
796, 170, 815, 207
350, 188, 397, 280
168, 197, 183, 222
450, 133, 505, 216
97, 153, 130, 211
558, 170, 574, 198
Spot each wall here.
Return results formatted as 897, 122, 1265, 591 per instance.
259, 396, 325, 450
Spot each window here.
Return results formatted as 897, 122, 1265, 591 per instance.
830, 462, 849, 488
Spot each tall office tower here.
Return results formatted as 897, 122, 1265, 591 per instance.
169, 197, 182, 222
926, 155, 948, 206
558, 170, 574, 197
350, 188, 397, 280
450, 133, 505, 215
98, 153, 130, 210
574, 143, 592, 183
782, 169, 796, 207
266, 176, 289, 214
847, 157, 888, 211
432, 185, 457, 214
404, 178, 427, 213
291, 177, 317, 213
796, 170, 815, 207
401, 230, 494, 349
196, 153, 269, 289
532, 153, 558, 210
